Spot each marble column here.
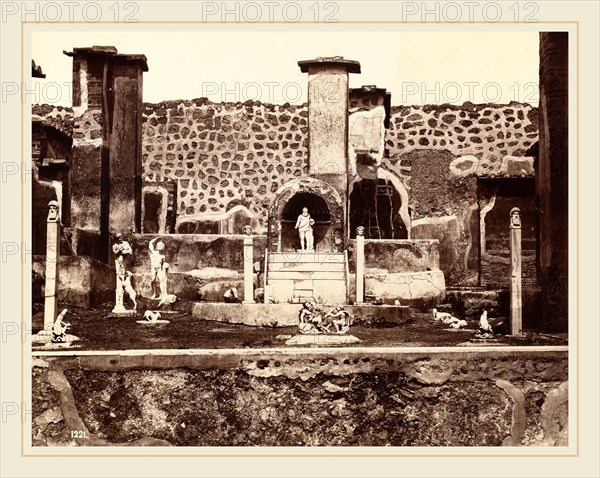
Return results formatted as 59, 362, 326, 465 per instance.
510, 207, 523, 336
243, 226, 255, 304
43, 201, 61, 329
355, 226, 365, 304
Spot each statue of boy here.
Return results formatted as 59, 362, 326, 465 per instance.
112, 232, 133, 274
295, 207, 315, 251
149, 237, 169, 300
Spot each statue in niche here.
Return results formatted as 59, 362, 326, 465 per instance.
510, 207, 521, 229
149, 237, 169, 301
295, 207, 315, 251
112, 232, 136, 313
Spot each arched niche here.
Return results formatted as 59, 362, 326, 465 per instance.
268, 178, 344, 252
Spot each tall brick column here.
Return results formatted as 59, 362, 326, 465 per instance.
65, 47, 147, 261
537, 33, 568, 331
298, 57, 361, 235
108, 54, 147, 236
68, 46, 116, 236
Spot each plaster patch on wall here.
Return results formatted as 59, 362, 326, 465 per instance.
378, 168, 411, 238
450, 155, 479, 177
479, 185, 498, 256
463, 202, 479, 279
176, 204, 255, 232
72, 60, 88, 118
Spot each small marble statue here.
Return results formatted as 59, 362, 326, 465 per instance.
295, 207, 315, 251
244, 225, 252, 235
432, 308, 454, 321
112, 233, 133, 274
510, 207, 521, 229
47, 200, 60, 223
51, 309, 70, 343
144, 310, 161, 322
223, 287, 239, 303
298, 301, 351, 335
475, 310, 495, 338
149, 237, 169, 301
320, 305, 351, 334
112, 233, 136, 314
356, 226, 365, 237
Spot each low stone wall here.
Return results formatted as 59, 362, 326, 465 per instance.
347, 239, 439, 274
32, 346, 567, 447
32, 256, 114, 308
127, 233, 268, 299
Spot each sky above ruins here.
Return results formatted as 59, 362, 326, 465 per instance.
31, 30, 539, 107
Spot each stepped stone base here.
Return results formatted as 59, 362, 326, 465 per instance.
267, 251, 347, 305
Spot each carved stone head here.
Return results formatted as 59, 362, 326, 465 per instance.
356, 226, 365, 236
244, 225, 252, 236
114, 232, 123, 242
47, 200, 60, 222
510, 207, 521, 228
155, 240, 166, 251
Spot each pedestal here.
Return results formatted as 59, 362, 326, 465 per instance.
43, 221, 60, 330
356, 233, 365, 304
510, 223, 523, 335
242, 236, 255, 304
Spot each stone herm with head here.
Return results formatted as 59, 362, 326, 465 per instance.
47, 200, 60, 223
510, 207, 521, 228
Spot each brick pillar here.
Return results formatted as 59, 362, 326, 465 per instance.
108, 55, 147, 236
65, 47, 147, 261
298, 57, 361, 237
537, 33, 568, 331
68, 47, 115, 241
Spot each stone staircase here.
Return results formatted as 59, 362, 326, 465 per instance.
265, 251, 348, 304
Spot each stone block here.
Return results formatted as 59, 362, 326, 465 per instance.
32, 255, 114, 308
365, 270, 445, 307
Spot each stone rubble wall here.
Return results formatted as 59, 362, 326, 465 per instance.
141, 99, 309, 231
32, 101, 539, 287
32, 348, 567, 447
384, 102, 538, 190
32, 101, 537, 231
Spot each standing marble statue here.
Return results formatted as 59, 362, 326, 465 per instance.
295, 207, 315, 251
149, 237, 169, 301
112, 232, 136, 314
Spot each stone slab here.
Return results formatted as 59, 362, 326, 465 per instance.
192, 303, 302, 327
192, 303, 410, 328
285, 334, 361, 346
365, 270, 446, 307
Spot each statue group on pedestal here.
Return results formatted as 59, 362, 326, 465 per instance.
110, 234, 174, 314
112, 233, 136, 314
298, 301, 352, 334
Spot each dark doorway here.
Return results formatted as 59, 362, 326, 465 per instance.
349, 178, 407, 239
143, 192, 163, 234
281, 192, 332, 251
